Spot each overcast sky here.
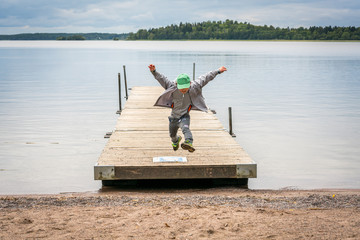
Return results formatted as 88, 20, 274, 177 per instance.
1, 0, 359, 34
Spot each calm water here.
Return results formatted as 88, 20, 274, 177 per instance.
0, 41, 359, 194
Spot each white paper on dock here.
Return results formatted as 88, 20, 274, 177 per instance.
153, 156, 187, 163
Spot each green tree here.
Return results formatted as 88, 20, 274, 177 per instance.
67, 35, 86, 40
125, 20, 360, 41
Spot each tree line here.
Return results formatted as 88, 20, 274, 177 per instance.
127, 20, 360, 40
0, 33, 129, 40
1, 20, 359, 41
56, 35, 86, 40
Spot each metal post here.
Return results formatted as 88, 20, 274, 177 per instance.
116, 73, 122, 114
228, 107, 236, 137
123, 65, 128, 100
193, 62, 195, 80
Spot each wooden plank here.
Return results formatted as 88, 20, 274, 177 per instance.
115, 123, 224, 131
95, 86, 256, 180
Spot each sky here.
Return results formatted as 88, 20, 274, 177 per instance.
1, 0, 360, 34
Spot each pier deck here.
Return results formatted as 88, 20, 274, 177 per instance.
94, 86, 256, 182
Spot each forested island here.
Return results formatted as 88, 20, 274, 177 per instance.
1, 20, 359, 41
127, 20, 360, 40
0, 33, 128, 40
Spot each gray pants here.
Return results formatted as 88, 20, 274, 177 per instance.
168, 113, 193, 143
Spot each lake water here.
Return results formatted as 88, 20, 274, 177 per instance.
0, 41, 359, 194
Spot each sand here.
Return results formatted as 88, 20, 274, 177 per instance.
1, 188, 359, 239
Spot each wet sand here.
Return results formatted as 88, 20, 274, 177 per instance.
1, 188, 359, 239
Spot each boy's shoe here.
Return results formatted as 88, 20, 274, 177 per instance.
172, 136, 182, 151
181, 140, 195, 153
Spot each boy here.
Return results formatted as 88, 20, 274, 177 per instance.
148, 64, 227, 152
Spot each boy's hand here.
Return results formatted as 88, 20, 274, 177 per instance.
219, 66, 227, 73
148, 64, 156, 72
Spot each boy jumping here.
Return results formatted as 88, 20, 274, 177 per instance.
148, 64, 227, 152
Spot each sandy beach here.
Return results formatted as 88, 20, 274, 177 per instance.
1, 187, 359, 239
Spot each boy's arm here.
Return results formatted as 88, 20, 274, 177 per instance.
148, 64, 173, 89
195, 66, 227, 88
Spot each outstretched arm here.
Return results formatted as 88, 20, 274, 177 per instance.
148, 64, 173, 89
195, 66, 227, 88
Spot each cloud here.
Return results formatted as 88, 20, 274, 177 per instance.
0, 0, 359, 34
197, 1, 360, 27
131, 12, 154, 21
239, 2, 360, 27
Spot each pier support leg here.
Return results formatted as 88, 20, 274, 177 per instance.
123, 65, 129, 100
228, 107, 236, 137
116, 73, 122, 114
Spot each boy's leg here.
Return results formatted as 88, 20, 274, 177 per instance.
179, 114, 195, 152
179, 114, 193, 143
169, 116, 182, 151
168, 116, 180, 143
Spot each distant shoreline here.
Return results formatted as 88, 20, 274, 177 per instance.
0, 33, 129, 41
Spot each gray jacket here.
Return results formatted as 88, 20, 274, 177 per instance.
152, 70, 220, 112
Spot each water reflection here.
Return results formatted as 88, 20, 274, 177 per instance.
0, 41, 359, 194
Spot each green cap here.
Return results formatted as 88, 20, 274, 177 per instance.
176, 73, 191, 89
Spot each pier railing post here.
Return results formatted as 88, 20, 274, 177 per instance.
123, 65, 128, 100
116, 73, 122, 114
228, 107, 236, 137
193, 62, 195, 80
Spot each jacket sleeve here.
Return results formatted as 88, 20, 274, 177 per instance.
151, 71, 174, 89
194, 70, 219, 88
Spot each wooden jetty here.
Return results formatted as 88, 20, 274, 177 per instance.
94, 86, 256, 185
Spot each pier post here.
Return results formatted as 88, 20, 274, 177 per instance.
116, 73, 122, 114
193, 62, 195, 80
228, 107, 236, 137
123, 65, 129, 100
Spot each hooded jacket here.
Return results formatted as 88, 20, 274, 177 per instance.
152, 70, 220, 112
